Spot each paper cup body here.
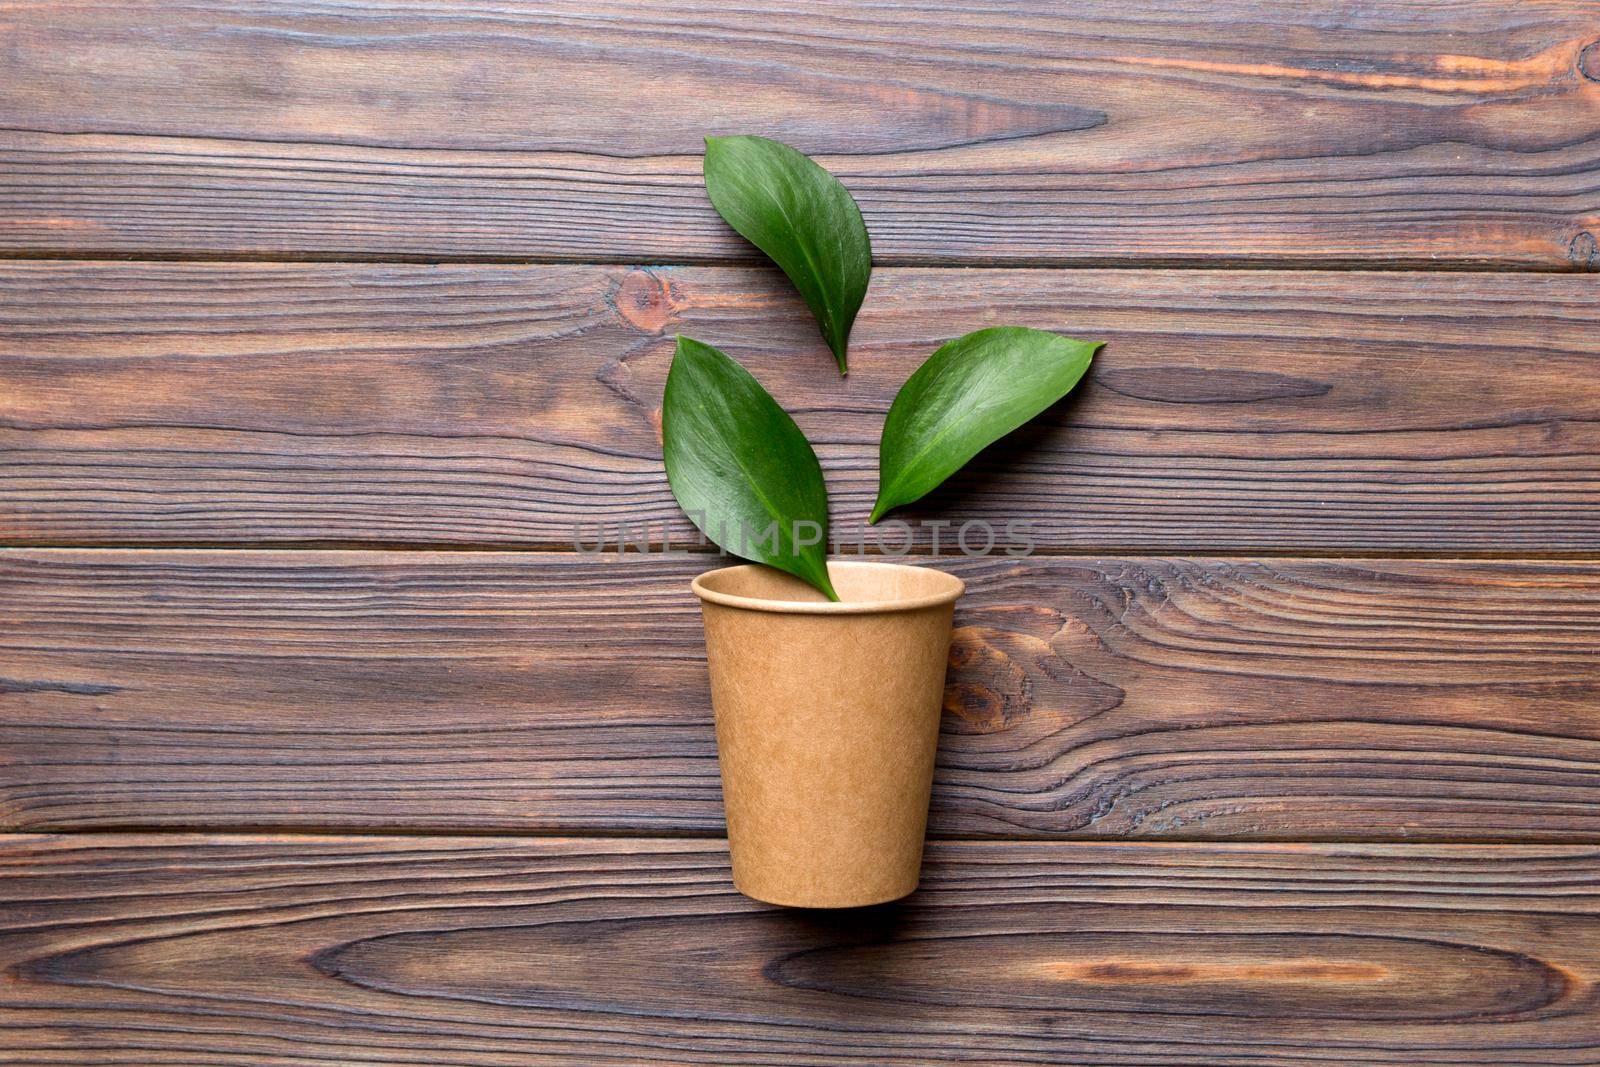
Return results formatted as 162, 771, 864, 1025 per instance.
693, 561, 963, 908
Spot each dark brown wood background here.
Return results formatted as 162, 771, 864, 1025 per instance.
3, 2, 1599, 1063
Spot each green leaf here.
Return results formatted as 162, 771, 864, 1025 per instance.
703, 135, 871, 376
871, 327, 1101, 523
663, 335, 839, 600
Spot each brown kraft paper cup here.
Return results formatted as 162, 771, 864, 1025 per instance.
691, 560, 964, 908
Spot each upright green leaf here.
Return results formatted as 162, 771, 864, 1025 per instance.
871, 327, 1101, 523
663, 335, 839, 600
703, 135, 871, 376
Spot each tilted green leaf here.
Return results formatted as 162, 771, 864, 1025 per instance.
703, 135, 871, 375
871, 327, 1101, 523
663, 335, 838, 600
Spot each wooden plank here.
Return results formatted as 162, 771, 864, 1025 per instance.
5, 549, 1599, 837
2, 1, 1596, 266
3, 263, 1597, 551
3, 834, 1599, 1065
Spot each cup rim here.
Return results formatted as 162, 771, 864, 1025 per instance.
691, 560, 964, 615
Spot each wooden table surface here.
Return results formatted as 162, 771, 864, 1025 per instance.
3, 2, 1599, 1063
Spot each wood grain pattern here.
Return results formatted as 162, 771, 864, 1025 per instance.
4, 263, 1597, 551
5, 549, 1599, 838
4, 834, 1600, 1065
3, 0, 1597, 265
7, 1, 1596, 1058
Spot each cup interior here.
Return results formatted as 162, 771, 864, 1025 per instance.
692, 560, 964, 614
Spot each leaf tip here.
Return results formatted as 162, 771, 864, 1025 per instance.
829, 335, 850, 376
817, 569, 842, 602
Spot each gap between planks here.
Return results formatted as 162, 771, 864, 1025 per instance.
12, 827, 1600, 846
0, 250, 1595, 272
